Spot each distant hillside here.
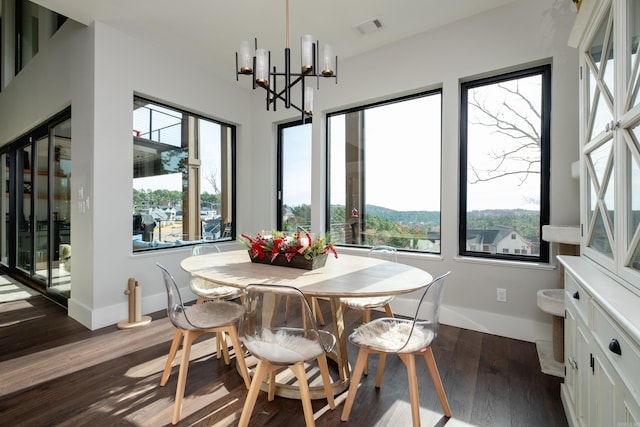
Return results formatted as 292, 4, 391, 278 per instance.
365, 205, 441, 228
338, 205, 540, 237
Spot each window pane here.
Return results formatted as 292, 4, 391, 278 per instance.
328, 91, 442, 252
19, 0, 39, 70
132, 97, 234, 251
462, 67, 549, 261
279, 122, 312, 232
52, 119, 71, 295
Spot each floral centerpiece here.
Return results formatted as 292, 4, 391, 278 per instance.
240, 230, 338, 270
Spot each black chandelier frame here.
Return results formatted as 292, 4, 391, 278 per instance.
235, 37, 338, 121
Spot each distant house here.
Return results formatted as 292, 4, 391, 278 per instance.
466, 225, 535, 255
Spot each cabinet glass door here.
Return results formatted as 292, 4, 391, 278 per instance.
586, 137, 615, 258
583, 1, 617, 269
586, 6, 614, 140
620, 0, 640, 278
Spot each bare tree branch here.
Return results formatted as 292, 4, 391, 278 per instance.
467, 79, 541, 185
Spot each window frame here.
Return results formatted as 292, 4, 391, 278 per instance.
459, 64, 551, 263
277, 119, 312, 232
325, 89, 443, 253
132, 95, 237, 252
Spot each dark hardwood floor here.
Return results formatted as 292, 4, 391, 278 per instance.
0, 293, 568, 427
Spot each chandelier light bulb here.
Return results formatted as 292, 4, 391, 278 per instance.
322, 44, 334, 76
304, 86, 313, 115
239, 40, 253, 74
301, 34, 314, 73
255, 48, 269, 87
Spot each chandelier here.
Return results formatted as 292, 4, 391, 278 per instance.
235, 0, 338, 120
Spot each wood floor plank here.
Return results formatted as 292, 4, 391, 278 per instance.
470, 332, 512, 426
0, 295, 568, 427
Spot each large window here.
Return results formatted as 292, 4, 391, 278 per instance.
327, 90, 442, 252
277, 120, 312, 231
460, 65, 550, 262
132, 96, 235, 251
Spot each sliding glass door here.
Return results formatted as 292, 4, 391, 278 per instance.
0, 111, 71, 304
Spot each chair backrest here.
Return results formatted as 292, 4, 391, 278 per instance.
398, 271, 450, 352
192, 243, 221, 256
240, 284, 335, 365
157, 263, 192, 330
368, 245, 397, 263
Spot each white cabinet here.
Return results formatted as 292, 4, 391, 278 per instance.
560, 256, 640, 427
563, 271, 593, 427
569, 0, 640, 292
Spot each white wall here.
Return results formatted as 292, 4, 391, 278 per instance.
0, 0, 580, 342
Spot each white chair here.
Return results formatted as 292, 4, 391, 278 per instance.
238, 284, 336, 427
341, 271, 452, 427
341, 245, 396, 374
157, 263, 251, 425
190, 243, 244, 362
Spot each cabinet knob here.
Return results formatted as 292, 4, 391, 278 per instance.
572, 291, 580, 300
568, 357, 578, 370
608, 339, 622, 355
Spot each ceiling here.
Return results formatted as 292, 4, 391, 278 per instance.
34, 0, 517, 81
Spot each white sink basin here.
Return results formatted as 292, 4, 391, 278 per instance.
537, 289, 564, 317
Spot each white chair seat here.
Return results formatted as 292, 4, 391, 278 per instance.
349, 318, 434, 353
190, 278, 243, 300
174, 300, 243, 330
243, 329, 332, 365
341, 295, 394, 310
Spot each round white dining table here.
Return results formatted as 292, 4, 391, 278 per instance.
180, 249, 433, 398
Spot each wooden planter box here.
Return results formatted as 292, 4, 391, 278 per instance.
248, 251, 328, 270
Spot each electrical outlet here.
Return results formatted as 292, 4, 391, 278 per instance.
497, 288, 507, 302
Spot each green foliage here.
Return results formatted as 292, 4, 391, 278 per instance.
327, 204, 541, 247
133, 188, 220, 212
282, 204, 312, 231
466, 209, 540, 238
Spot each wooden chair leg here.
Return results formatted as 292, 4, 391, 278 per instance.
341, 348, 370, 421
317, 353, 335, 409
215, 331, 223, 359
383, 303, 393, 317
218, 331, 231, 364
363, 308, 371, 324
290, 362, 316, 427
313, 298, 325, 326
238, 360, 275, 427
362, 308, 372, 376
171, 330, 202, 425
268, 371, 277, 401
284, 296, 291, 322
423, 348, 451, 417
160, 329, 183, 386
399, 353, 421, 427
375, 353, 387, 388
226, 326, 251, 389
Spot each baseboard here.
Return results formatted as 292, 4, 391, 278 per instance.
391, 296, 552, 343
68, 286, 195, 330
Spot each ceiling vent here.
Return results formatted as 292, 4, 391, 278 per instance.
355, 18, 383, 35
